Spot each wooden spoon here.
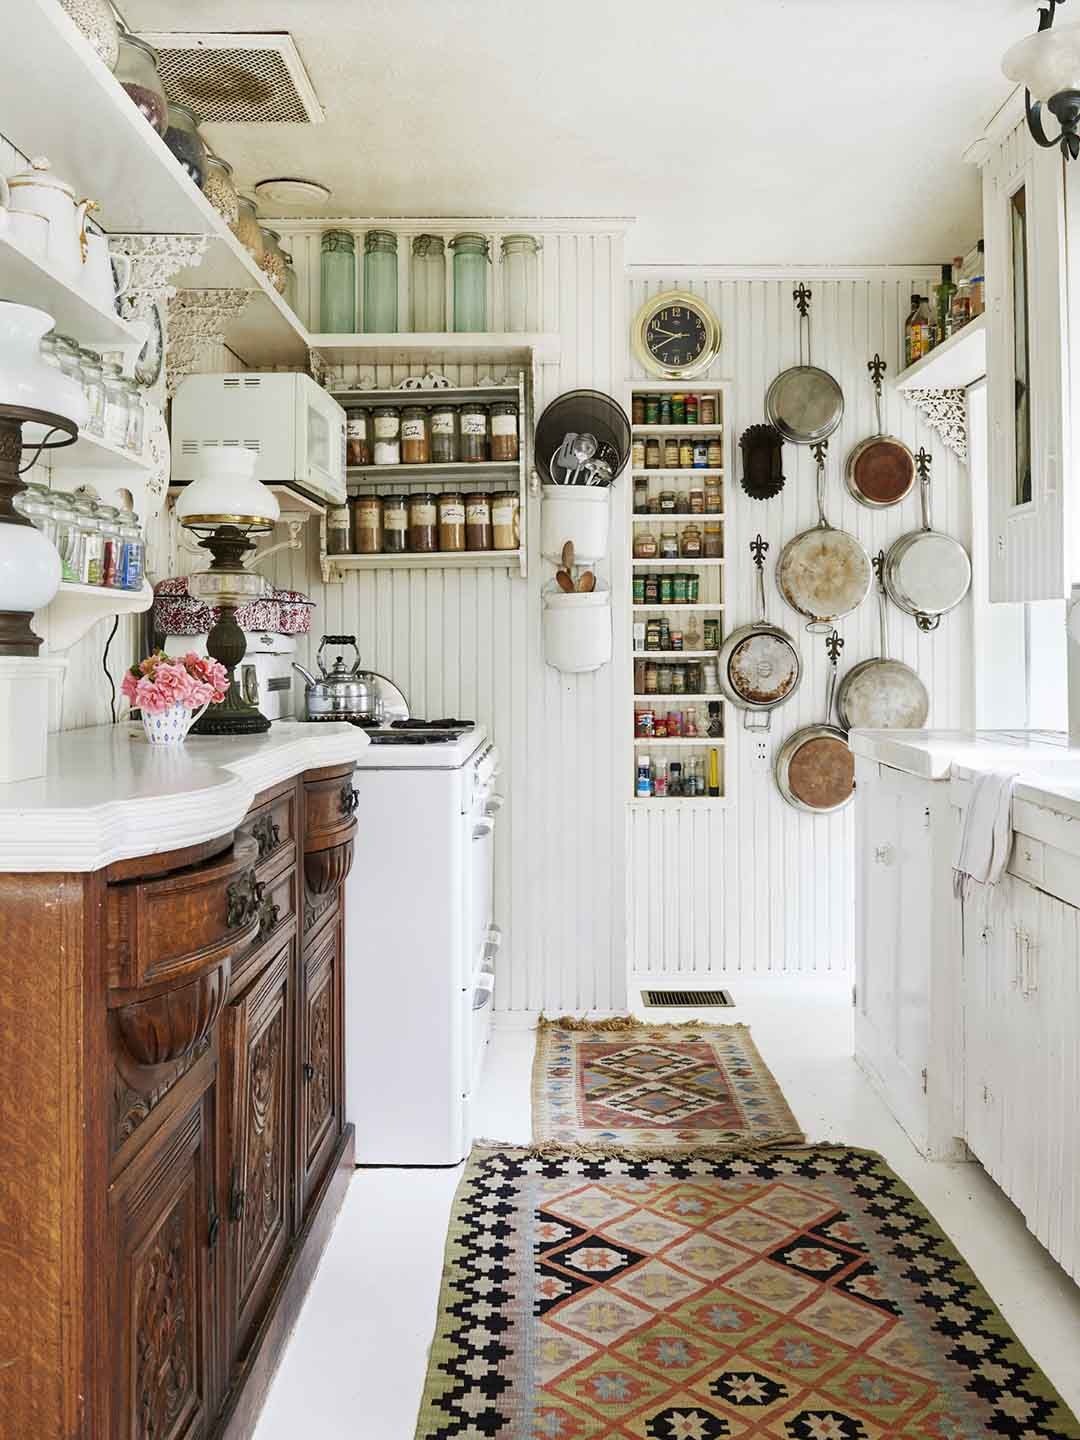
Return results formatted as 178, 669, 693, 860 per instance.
577, 571, 596, 592
555, 568, 576, 593
561, 540, 575, 571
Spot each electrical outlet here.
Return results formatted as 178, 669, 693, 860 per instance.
752, 736, 770, 772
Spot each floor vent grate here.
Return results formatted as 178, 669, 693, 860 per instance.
642, 988, 734, 1008
139, 32, 324, 125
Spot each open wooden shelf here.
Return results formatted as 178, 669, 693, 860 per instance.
895, 314, 986, 391
632, 425, 724, 436
633, 736, 724, 747
634, 513, 724, 522
36, 579, 153, 653
327, 550, 521, 572
0, 233, 141, 351
628, 797, 729, 811
333, 383, 519, 407
309, 332, 560, 366
347, 461, 518, 483
633, 558, 725, 568
633, 603, 724, 612
635, 650, 720, 659
632, 469, 724, 478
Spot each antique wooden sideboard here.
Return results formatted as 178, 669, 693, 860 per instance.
0, 723, 367, 1440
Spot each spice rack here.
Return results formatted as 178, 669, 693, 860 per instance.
626, 380, 731, 806
326, 371, 529, 578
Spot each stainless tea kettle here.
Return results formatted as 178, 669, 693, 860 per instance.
293, 635, 385, 722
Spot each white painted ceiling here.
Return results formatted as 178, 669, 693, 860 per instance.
122, 0, 1034, 265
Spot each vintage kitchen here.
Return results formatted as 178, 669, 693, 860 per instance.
2, 3, 1080, 1439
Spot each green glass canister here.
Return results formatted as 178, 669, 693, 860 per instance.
363, 230, 399, 333
319, 229, 357, 334
410, 234, 446, 332
450, 233, 490, 333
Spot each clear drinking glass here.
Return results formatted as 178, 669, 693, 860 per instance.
320, 229, 357, 333
363, 230, 399, 332
410, 234, 446, 332
500, 234, 541, 331
450, 233, 490, 332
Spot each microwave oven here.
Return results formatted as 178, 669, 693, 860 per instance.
170, 372, 347, 507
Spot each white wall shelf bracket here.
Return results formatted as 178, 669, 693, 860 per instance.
902, 388, 968, 463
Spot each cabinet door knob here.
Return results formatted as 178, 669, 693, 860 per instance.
303, 1061, 316, 1082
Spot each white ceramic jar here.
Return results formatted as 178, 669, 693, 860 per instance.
1, 158, 92, 278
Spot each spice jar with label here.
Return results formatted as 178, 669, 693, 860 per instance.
460, 403, 489, 462
703, 618, 720, 650
353, 495, 383, 553
401, 406, 431, 464
489, 401, 519, 462
659, 574, 674, 603
664, 437, 680, 468
703, 521, 723, 558
659, 396, 672, 425
492, 492, 520, 550
686, 394, 699, 425
707, 436, 723, 467
659, 490, 677, 513
699, 394, 716, 425
704, 479, 722, 511
644, 395, 660, 425
438, 492, 466, 552
678, 437, 694, 468
634, 530, 659, 560
465, 492, 492, 549
644, 575, 660, 605
693, 441, 709, 468
645, 438, 661, 469
671, 394, 686, 424
373, 406, 400, 465
430, 404, 459, 463
633, 476, 648, 512
346, 406, 371, 466
680, 523, 703, 558
672, 572, 688, 604
382, 495, 408, 553
633, 577, 645, 604
659, 530, 679, 559
408, 493, 438, 552
632, 396, 645, 424
631, 438, 645, 471
327, 502, 352, 555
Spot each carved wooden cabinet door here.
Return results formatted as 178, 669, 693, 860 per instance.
299, 916, 343, 1217
221, 941, 294, 1371
109, 1078, 220, 1440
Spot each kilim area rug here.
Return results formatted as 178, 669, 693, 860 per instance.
532, 1017, 804, 1154
414, 1145, 1080, 1440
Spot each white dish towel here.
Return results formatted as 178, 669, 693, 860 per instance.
953, 767, 1018, 900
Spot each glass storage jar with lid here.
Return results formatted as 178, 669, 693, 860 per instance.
52, 496, 81, 583
163, 102, 206, 188
61, 0, 119, 67
101, 362, 130, 450
400, 406, 430, 464
74, 498, 104, 585
363, 230, 398, 332
258, 228, 288, 294
115, 35, 168, 135
236, 197, 264, 263
120, 517, 145, 590
121, 377, 144, 454
382, 495, 408, 553
203, 154, 239, 230
78, 348, 106, 437
491, 492, 520, 551
345, 406, 371, 466
281, 246, 298, 312
353, 495, 383, 554
13, 483, 55, 545
320, 229, 356, 333
410, 235, 446, 332
500, 234, 540, 331
430, 403, 459, 463
408, 493, 438, 552
489, 401, 519, 462
98, 506, 124, 587
372, 406, 401, 465
459, 402, 488, 462
465, 493, 492, 549
450, 233, 490, 332
438, 493, 466, 551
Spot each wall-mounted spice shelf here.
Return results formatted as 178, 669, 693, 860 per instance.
632, 603, 725, 612
346, 461, 518, 483
631, 425, 725, 436
632, 469, 724, 478
632, 559, 725, 569
36, 579, 152, 654
633, 737, 724, 747
326, 550, 521, 573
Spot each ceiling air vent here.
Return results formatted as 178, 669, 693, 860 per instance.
641, 989, 734, 1009
138, 33, 324, 125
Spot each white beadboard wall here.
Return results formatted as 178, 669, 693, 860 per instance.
626, 269, 975, 981
267, 224, 629, 1014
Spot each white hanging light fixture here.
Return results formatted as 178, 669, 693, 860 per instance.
1003, 0, 1080, 159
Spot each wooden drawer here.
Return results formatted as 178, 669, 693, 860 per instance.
237, 783, 297, 880
230, 863, 299, 996
107, 833, 261, 994
304, 767, 358, 854
1009, 833, 1045, 888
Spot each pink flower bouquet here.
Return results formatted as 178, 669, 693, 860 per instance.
124, 651, 230, 745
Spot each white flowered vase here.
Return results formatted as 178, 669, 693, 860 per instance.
141, 700, 209, 745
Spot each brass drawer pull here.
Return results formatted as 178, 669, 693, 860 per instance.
250, 811, 281, 861
226, 869, 261, 930
339, 783, 359, 818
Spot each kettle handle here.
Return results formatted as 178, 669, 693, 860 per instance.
316, 634, 360, 676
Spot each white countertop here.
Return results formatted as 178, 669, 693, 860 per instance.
0, 721, 370, 873
849, 728, 1080, 823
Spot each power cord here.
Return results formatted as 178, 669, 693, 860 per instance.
103, 614, 120, 724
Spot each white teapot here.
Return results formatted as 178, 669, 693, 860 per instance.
0, 157, 92, 278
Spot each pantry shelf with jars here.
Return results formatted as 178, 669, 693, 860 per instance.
895, 312, 986, 391
325, 370, 529, 578
626, 380, 731, 807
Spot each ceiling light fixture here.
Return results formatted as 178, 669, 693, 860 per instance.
1003, 0, 1080, 159
254, 177, 332, 207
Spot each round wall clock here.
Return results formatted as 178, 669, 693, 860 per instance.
632, 290, 721, 379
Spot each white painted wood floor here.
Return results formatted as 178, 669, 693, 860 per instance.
254, 982, 1080, 1437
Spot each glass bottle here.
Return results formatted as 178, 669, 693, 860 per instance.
410, 235, 446, 332
500, 234, 540, 331
78, 348, 106, 437
489, 401, 519, 462
400, 406, 431, 464
236, 196, 265, 264
450, 233, 490, 332
121, 377, 144, 454
52, 496, 82, 583
363, 230, 398, 332
120, 518, 145, 590
934, 263, 956, 347
101, 362, 129, 450
320, 229, 357, 333
258, 228, 288, 295
203, 154, 239, 231
459, 403, 488, 462
430, 403, 459, 463
903, 293, 920, 368
74, 498, 104, 585
98, 506, 124, 587
115, 35, 168, 135
163, 102, 206, 188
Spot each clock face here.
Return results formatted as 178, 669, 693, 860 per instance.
634, 293, 720, 377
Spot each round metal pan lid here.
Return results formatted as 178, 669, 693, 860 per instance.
766, 365, 844, 445
786, 730, 854, 810
728, 631, 800, 707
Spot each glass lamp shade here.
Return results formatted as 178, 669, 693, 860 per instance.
0, 303, 88, 432
1003, 21, 1080, 100
174, 447, 280, 532
0, 522, 61, 614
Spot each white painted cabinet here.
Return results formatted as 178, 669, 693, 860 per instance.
853, 757, 963, 1158
981, 116, 1069, 602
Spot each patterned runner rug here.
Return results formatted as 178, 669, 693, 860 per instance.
414, 1146, 1080, 1439
532, 1017, 804, 1153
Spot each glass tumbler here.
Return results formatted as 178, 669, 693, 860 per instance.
450, 233, 490, 332
410, 234, 446, 332
363, 230, 399, 332
320, 229, 357, 333
500, 234, 541, 331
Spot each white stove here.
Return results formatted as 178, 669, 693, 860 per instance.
344, 721, 502, 1164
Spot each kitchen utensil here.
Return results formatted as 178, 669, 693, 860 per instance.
740, 423, 785, 500
555, 568, 576, 593
774, 630, 855, 813
561, 540, 575, 570
1, 157, 92, 278
81, 232, 130, 314
293, 634, 408, 723
718, 535, 802, 729
836, 552, 929, 731
884, 448, 971, 632
765, 284, 844, 446
535, 390, 631, 486
776, 441, 872, 631
844, 355, 915, 508
577, 570, 596, 592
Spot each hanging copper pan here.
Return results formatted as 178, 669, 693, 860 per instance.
844, 354, 915, 508
774, 630, 855, 814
